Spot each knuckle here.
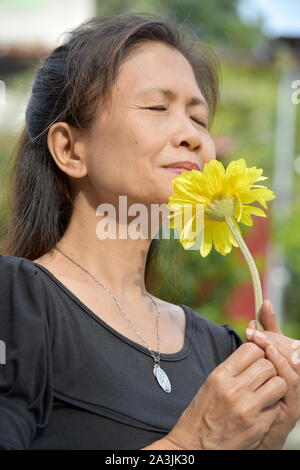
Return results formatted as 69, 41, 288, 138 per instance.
213, 362, 231, 382
210, 365, 224, 383
243, 342, 264, 356
257, 357, 277, 375
273, 376, 288, 392
207, 366, 225, 391
234, 402, 255, 425
209, 367, 237, 403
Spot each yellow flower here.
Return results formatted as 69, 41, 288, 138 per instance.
167, 158, 275, 257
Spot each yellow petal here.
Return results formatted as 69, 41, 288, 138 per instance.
226, 158, 247, 173
233, 193, 243, 222
168, 192, 208, 207
168, 173, 210, 206
255, 176, 268, 182
239, 187, 275, 208
211, 221, 233, 255
248, 188, 275, 209
171, 177, 195, 196
240, 205, 266, 226
168, 209, 184, 230
224, 161, 265, 193
200, 220, 213, 257
240, 209, 254, 226
203, 159, 225, 192
245, 205, 266, 217
180, 215, 198, 249
250, 188, 276, 201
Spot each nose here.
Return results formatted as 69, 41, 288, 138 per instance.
171, 116, 202, 153
180, 137, 201, 153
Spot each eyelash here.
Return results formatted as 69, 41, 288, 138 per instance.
147, 106, 207, 129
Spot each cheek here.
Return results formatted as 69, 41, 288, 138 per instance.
112, 118, 154, 170
84, 114, 167, 202
86, 138, 156, 202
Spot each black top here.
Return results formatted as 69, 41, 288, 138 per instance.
0, 254, 244, 450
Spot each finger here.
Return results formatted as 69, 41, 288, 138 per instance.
255, 373, 288, 409
247, 320, 256, 330
224, 342, 265, 377
238, 357, 277, 391
245, 328, 272, 350
260, 300, 283, 334
247, 329, 300, 371
265, 344, 299, 388
259, 402, 281, 425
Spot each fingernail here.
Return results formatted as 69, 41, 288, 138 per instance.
255, 331, 267, 341
246, 328, 254, 339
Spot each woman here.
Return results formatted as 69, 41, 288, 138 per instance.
0, 13, 299, 450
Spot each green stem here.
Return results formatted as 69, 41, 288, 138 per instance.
225, 216, 264, 331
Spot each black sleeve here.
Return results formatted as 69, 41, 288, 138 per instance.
222, 323, 245, 353
0, 255, 53, 449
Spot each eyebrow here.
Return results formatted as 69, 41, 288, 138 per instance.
136, 86, 209, 109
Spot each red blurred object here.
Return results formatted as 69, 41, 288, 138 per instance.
225, 214, 272, 323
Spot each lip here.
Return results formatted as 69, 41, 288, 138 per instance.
162, 160, 201, 172
163, 168, 192, 175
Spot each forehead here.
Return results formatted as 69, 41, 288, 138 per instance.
114, 41, 205, 101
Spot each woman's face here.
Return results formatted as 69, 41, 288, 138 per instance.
84, 40, 216, 207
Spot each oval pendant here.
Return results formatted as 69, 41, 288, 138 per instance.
154, 365, 171, 393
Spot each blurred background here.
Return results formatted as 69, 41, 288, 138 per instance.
0, 0, 299, 449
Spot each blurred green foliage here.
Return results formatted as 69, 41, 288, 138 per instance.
96, 0, 264, 51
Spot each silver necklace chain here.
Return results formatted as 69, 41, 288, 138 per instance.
53, 246, 172, 393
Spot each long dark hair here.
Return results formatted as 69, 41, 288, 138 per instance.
1, 13, 220, 290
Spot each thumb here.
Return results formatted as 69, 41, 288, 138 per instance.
260, 300, 283, 334
247, 320, 257, 330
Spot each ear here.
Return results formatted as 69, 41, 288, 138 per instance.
47, 122, 88, 179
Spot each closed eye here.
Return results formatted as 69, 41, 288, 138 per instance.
192, 118, 207, 129
147, 106, 167, 111
146, 107, 207, 129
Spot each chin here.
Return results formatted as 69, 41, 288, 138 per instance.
152, 188, 174, 204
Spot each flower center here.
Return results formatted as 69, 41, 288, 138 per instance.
205, 196, 235, 221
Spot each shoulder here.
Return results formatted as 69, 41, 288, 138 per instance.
0, 254, 53, 358
0, 254, 53, 314
0, 254, 40, 277
0, 256, 53, 448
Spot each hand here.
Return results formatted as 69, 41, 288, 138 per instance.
246, 300, 300, 376
245, 300, 300, 449
254, 343, 299, 449
166, 342, 287, 450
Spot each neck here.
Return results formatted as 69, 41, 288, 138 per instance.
54, 200, 156, 303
